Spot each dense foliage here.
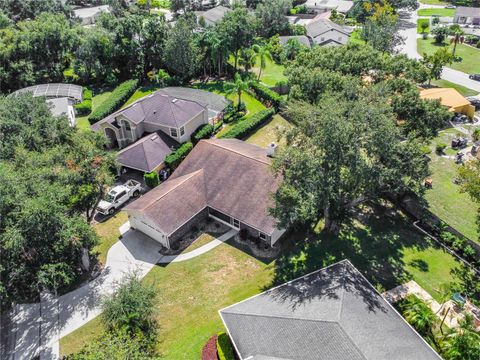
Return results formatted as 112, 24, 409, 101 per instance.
165, 142, 193, 169
0, 95, 114, 306
250, 82, 283, 109
88, 79, 139, 124
144, 171, 160, 188
192, 124, 214, 144
219, 108, 275, 139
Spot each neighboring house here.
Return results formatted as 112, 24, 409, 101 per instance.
197, 5, 231, 26
279, 35, 312, 48
453, 6, 480, 25
125, 139, 285, 249
220, 260, 442, 360
73, 5, 111, 26
305, 0, 354, 14
10, 83, 82, 127
116, 131, 178, 173
91, 87, 229, 150
420, 88, 476, 119
306, 17, 352, 46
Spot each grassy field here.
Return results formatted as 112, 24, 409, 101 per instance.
251, 57, 287, 87
425, 128, 479, 242
417, 8, 455, 17
417, 18, 430, 34
76, 90, 113, 131
60, 204, 461, 358
92, 212, 128, 265
349, 29, 366, 45
419, 0, 448, 5
245, 114, 291, 148
430, 79, 479, 97
417, 39, 480, 74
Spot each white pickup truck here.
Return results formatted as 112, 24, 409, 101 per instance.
96, 180, 142, 216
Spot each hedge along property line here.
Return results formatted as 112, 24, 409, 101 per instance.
74, 88, 93, 116
217, 332, 235, 360
218, 108, 275, 140
88, 79, 139, 124
250, 82, 283, 110
191, 123, 214, 144
164, 141, 193, 169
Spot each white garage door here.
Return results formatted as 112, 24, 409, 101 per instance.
130, 216, 169, 248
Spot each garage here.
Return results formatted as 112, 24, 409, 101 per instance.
128, 212, 169, 248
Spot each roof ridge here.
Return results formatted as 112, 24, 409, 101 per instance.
201, 139, 271, 165
221, 311, 341, 324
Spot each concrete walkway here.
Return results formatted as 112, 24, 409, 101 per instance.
3, 224, 236, 360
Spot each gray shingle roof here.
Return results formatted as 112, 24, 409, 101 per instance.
158, 87, 230, 113
125, 139, 280, 236
201, 5, 231, 24
116, 132, 178, 173
306, 18, 352, 38
455, 6, 480, 17
220, 260, 442, 360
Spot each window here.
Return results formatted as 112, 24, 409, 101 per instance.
259, 232, 267, 241
115, 191, 127, 201
170, 128, 178, 137
232, 218, 240, 229
209, 208, 231, 224
122, 120, 131, 131
180, 126, 185, 136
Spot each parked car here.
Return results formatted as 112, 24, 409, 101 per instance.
96, 179, 142, 215
469, 74, 480, 81
445, 4, 456, 8
452, 114, 468, 123
466, 96, 480, 109
452, 137, 468, 149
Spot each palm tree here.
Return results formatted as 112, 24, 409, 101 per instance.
238, 48, 257, 72
223, 73, 251, 111
252, 44, 272, 81
402, 295, 437, 338
442, 314, 480, 360
449, 24, 465, 58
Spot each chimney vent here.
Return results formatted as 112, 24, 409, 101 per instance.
266, 142, 277, 157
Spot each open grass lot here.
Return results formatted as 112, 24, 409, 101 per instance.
245, 114, 291, 148
417, 38, 480, 74
430, 79, 479, 97
76, 89, 113, 131
252, 57, 287, 87
417, 8, 455, 17
60, 204, 461, 358
417, 18, 430, 34
425, 128, 479, 241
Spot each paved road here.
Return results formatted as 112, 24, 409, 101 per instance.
3, 223, 236, 360
397, 6, 480, 93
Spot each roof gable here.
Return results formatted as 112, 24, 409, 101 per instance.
306, 18, 351, 38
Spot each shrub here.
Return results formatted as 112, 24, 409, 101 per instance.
88, 79, 139, 124
436, 142, 447, 154
223, 103, 246, 123
219, 109, 275, 140
250, 82, 283, 110
192, 124, 214, 144
144, 171, 160, 188
201, 335, 218, 360
164, 142, 193, 169
83, 88, 93, 101
217, 333, 235, 360
214, 119, 224, 133
473, 128, 480, 141
74, 100, 92, 116
462, 245, 476, 261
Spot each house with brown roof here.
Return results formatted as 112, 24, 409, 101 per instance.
124, 139, 285, 248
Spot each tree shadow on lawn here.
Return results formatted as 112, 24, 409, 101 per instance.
268, 203, 432, 293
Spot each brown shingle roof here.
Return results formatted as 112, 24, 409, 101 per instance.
125, 139, 280, 235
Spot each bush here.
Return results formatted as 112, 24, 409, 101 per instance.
88, 79, 139, 124
83, 88, 93, 101
74, 88, 93, 116
214, 119, 224, 133
144, 171, 160, 188
436, 143, 447, 154
219, 109, 275, 140
223, 103, 246, 123
201, 335, 219, 360
217, 333, 235, 360
192, 124, 214, 144
164, 142, 193, 169
250, 82, 283, 110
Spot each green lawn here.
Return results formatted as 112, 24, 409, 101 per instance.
425, 128, 479, 242
430, 79, 479, 97
349, 29, 366, 45
417, 38, 480, 74
122, 83, 163, 108
417, 18, 430, 34
92, 212, 128, 266
251, 57, 287, 87
419, 0, 448, 5
417, 8, 455, 17
60, 204, 461, 358
245, 114, 291, 148
76, 89, 113, 131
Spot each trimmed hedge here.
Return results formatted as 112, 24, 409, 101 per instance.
144, 171, 160, 188
88, 79, 139, 124
164, 142, 193, 169
217, 333, 235, 360
214, 119, 224, 133
192, 124, 214, 144
74, 88, 93, 116
219, 109, 275, 140
201, 335, 218, 360
250, 82, 283, 110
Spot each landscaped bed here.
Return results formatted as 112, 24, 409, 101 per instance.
417, 8, 455, 17
76, 89, 113, 130
60, 204, 462, 358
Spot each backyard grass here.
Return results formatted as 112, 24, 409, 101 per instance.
60, 204, 461, 358
92, 211, 129, 266
76, 89, 113, 131
430, 79, 479, 97
425, 128, 479, 242
122, 83, 163, 108
417, 8, 455, 17
417, 38, 480, 74
251, 57, 287, 87
417, 18, 430, 34
349, 29, 366, 45
419, 0, 448, 5
245, 114, 291, 148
